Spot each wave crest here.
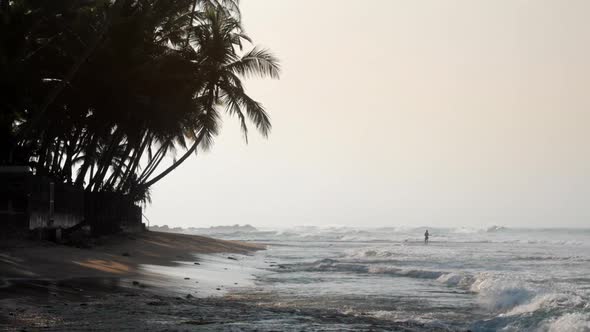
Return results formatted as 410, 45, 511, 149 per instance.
541, 313, 590, 332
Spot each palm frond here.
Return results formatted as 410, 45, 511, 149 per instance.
222, 93, 249, 143
195, 105, 221, 151
227, 47, 281, 79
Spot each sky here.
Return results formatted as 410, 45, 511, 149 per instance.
147, 0, 590, 229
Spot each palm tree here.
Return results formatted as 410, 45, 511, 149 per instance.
140, 6, 280, 191
1, 0, 279, 205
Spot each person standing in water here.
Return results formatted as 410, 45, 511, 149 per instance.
424, 230, 429, 244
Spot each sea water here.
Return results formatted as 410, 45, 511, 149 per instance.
213, 227, 590, 331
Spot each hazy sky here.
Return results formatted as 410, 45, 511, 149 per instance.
147, 0, 590, 228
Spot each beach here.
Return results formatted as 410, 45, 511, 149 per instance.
4, 227, 588, 331
0, 231, 261, 280
0, 231, 435, 331
0, 231, 273, 331
189, 226, 590, 331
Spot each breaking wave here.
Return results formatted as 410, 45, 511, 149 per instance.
540, 313, 590, 332
287, 256, 590, 330
238, 227, 590, 331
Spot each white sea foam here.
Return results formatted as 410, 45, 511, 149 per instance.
300, 254, 588, 319
436, 272, 475, 288
540, 313, 590, 332
437, 272, 545, 313
505, 293, 586, 316
368, 310, 449, 328
451, 227, 481, 234
220, 226, 590, 331
467, 274, 535, 311
345, 248, 399, 260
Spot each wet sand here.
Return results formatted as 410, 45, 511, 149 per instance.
0, 281, 438, 331
0, 231, 265, 330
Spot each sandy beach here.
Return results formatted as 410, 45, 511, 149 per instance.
0, 231, 270, 331
0, 231, 435, 331
0, 231, 262, 280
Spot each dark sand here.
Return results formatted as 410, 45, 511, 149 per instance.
0, 231, 266, 331
0, 231, 261, 280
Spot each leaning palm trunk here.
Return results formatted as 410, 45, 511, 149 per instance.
89, 130, 124, 191
75, 135, 99, 187
137, 144, 168, 184
141, 130, 206, 190
119, 132, 153, 193
104, 141, 134, 189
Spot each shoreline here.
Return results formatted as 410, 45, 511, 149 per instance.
0, 232, 449, 331
0, 231, 266, 330
0, 231, 263, 281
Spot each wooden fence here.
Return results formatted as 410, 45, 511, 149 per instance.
1, 170, 142, 237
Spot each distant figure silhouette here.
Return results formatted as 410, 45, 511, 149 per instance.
424, 230, 429, 244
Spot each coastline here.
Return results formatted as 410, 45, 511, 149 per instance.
0, 231, 266, 330
0, 231, 448, 331
0, 231, 263, 280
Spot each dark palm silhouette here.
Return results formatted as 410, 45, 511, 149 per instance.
0, 0, 279, 203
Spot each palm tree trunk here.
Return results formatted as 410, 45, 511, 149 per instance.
50, 137, 62, 175
137, 143, 167, 183
116, 138, 142, 192
142, 131, 205, 189
64, 144, 74, 183
89, 130, 123, 191
118, 132, 151, 192
104, 140, 133, 188
35, 134, 47, 173
89, 163, 95, 188
75, 134, 99, 187
62, 127, 82, 184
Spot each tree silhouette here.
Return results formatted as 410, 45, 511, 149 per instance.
0, 0, 279, 203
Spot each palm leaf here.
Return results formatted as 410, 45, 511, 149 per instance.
227, 47, 281, 79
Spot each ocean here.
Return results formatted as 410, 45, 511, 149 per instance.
203, 226, 590, 331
